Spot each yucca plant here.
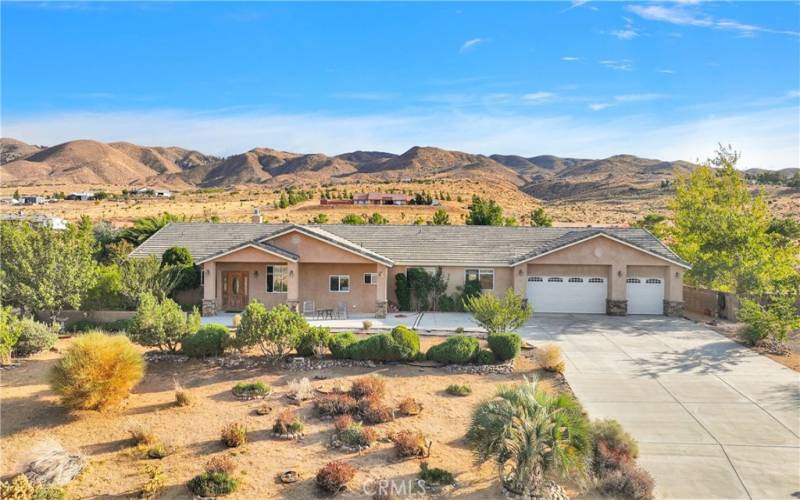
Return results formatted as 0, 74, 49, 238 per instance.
465, 377, 590, 496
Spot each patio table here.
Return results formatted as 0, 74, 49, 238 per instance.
317, 308, 334, 320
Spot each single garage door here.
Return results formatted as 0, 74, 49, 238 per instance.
526, 276, 607, 314
626, 278, 664, 314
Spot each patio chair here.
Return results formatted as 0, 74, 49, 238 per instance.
336, 302, 348, 320
302, 300, 316, 317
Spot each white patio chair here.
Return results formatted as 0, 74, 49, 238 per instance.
336, 302, 348, 320
302, 300, 316, 317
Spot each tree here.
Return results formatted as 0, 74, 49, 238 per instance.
529, 207, 553, 227
161, 246, 199, 291
466, 378, 591, 496
341, 214, 366, 225
368, 212, 388, 225
429, 209, 450, 225
128, 293, 201, 352
465, 290, 532, 334
767, 217, 800, 246
631, 213, 667, 238
670, 146, 799, 295
234, 302, 307, 358
737, 297, 800, 347
0, 307, 22, 364
0, 220, 97, 320
118, 256, 183, 307
466, 196, 504, 226
309, 213, 329, 224
120, 212, 187, 245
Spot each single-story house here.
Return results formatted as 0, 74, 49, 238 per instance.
353, 193, 413, 205
66, 192, 95, 201
130, 223, 690, 318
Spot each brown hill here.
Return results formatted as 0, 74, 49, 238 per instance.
0, 138, 45, 165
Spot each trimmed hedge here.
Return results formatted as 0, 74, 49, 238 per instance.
487, 333, 521, 361
426, 336, 479, 364
347, 333, 415, 361
328, 332, 358, 359
475, 349, 496, 365
182, 323, 230, 358
390, 325, 420, 355
297, 326, 332, 357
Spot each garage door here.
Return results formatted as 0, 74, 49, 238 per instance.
626, 278, 664, 315
526, 276, 607, 314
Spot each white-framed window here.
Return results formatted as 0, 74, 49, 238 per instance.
266, 265, 288, 293
588, 277, 605, 283
645, 278, 662, 284
364, 272, 378, 285
626, 278, 641, 284
568, 277, 584, 283
528, 276, 543, 282
465, 269, 494, 291
547, 277, 563, 283
329, 275, 350, 292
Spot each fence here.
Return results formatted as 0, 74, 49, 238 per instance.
683, 286, 740, 321
35, 310, 136, 328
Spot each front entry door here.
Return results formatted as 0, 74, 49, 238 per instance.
222, 271, 249, 311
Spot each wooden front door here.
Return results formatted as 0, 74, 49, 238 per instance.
222, 271, 249, 311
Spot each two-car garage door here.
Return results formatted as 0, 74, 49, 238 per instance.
526, 276, 607, 314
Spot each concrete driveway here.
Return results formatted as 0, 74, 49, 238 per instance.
519, 315, 800, 499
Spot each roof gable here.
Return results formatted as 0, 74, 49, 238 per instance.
261, 225, 394, 266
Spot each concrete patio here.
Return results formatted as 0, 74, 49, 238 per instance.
200, 311, 423, 331
519, 314, 800, 499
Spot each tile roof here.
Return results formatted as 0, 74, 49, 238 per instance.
130, 223, 689, 268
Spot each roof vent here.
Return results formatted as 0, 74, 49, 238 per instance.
251, 208, 262, 224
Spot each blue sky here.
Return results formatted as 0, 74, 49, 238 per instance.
2, 1, 799, 169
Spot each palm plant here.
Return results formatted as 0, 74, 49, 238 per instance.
465, 378, 590, 497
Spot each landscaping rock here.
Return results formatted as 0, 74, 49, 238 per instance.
445, 360, 514, 375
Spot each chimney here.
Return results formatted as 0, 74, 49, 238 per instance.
251, 208, 263, 224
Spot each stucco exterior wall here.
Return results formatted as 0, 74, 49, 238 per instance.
214, 261, 288, 311
269, 232, 375, 264
385, 265, 512, 309
298, 263, 380, 313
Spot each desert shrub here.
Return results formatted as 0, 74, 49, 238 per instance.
181, 323, 230, 358
465, 290, 532, 334
426, 336, 479, 364
12, 318, 59, 357
232, 381, 270, 399
0, 474, 66, 500
140, 463, 165, 499
187, 471, 239, 497
128, 292, 200, 352
390, 430, 430, 458
315, 461, 356, 494
347, 333, 416, 361
475, 349, 496, 365
397, 397, 422, 416
0, 307, 22, 364
23, 439, 86, 487
296, 325, 332, 357
67, 318, 131, 334
174, 380, 195, 407
206, 456, 236, 475
220, 423, 247, 447
288, 377, 315, 401
537, 344, 566, 373
595, 463, 655, 500
334, 414, 354, 432
446, 383, 472, 396
147, 443, 170, 459
487, 333, 521, 361
272, 409, 304, 435
129, 424, 158, 446
49, 332, 144, 410
591, 419, 639, 475
234, 302, 306, 358
358, 396, 395, 424
362, 320, 373, 331
350, 375, 386, 400
419, 462, 455, 486
738, 297, 800, 346
390, 325, 420, 354
328, 332, 358, 359
338, 422, 377, 448
314, 393, 358, 417
255, 403, 273, 416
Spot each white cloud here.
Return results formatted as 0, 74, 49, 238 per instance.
627, 4, 799, 38
599, 59, 634, 71
611, 29, 639, 40
3, 106, 797, 169
459, 38, 488, 53
588, 103, 613, 111
522, 92, 556, 104
333, 91, 398, 101
561, 56, 580, 62
657, 68, 676, 74
614, 93, 668, 102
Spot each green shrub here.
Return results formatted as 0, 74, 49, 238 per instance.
487, 333, 521, 361
328, 332, 358, 359
234, 303, 306, 358
181, 323, 230, 358
11, 318, 58, 357
347, 333, 415, 361
446, 384, 472, 396
738, 297, 800, 346
49, 332, 144, 410
426, 336, 479, 364
297, 326, 332, 357
272, 408, 304, 435
232, 381, 270, 398
128, 292, 200, 352
338, 422, 377, 448
465, 290, 532, 334
83, 264, 127, 310
0, 307, 22, 363
0, 474, 66, 500
475, 349, 496, 365
391, 325, 420, 354
68, 318, 132, 333
187, 471, 239, 497
395, 273, 412, 311
419, 462, 456, 486
591, 419, 639, 474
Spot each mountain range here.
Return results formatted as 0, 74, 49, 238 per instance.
1, 138, 796, 201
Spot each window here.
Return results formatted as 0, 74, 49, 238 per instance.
547, 277, 563, 283
330, 275, 350, 292
528, 276, 543, 282
266, 265, 288, 293
200, 270, 205, 286
568, 277, 584, 283
465, 269, 494, 291
626, 278, 641, 284
364, 272, 378, 285
588, 278, 605, 283
646, 278, 662, 284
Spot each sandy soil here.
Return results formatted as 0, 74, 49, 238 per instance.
0, 336, 564, 499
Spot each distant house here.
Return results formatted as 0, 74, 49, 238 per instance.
0, 213, 67, 230
352, 193, 413, 206
21, 196, 45, 205
66, 192, 95, 201
131, 187, 173, 198
319, 198, 354, 206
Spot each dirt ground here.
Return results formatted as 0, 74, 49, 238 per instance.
0, 335, 565, 499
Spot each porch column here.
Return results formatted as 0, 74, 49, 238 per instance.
376, 264, 389, 318
287, 261, 300, 312
606, 264, 627, 316
202, 262, 217, 316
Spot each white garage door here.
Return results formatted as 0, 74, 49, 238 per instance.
526, 276, 607, 314
626, 278, 664, 315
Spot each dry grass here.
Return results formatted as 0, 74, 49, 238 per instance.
272, 409, 304, 436
315, 461, 356, 495
333, 415, 354, 433
220, 422, 247, 448
397, 397, 423, 416
205, 456, 236, 475
350, 375, 386, 400
174, 380, 195, 407
390, 430, 430, 458
537, 344, 566, 374
314, 393, 358, 417
287, 377, 314, 401
129, 423, 158, 446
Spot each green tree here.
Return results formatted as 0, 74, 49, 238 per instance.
466, 196, 504, 226
466, 378, 591, 496
309, 213, 329, 224
767, 217, 800, 246
161, 246, 199, 291
465, 290, 532, 334
234, 302, 307, 358
368, 212, 389, 225
737, 297, 800, 346
529, 207, 553, 227
341, 214, 366, 225
670, 146, 799, 295
631, 213, 667, 237
0, 307, 22, 364
83, 264, 127, 310
0, 220, 97, 320
121, 213, 187, 245
279, 193, 289, 209
128, 292, 201, 352
118, 256, 183, 307
429, 208, 450, 225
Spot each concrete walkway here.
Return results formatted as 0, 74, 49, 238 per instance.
519, 314, 800, 499
201, 312, 420, 331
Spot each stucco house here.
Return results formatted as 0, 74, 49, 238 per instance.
130, 222, 689, 318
